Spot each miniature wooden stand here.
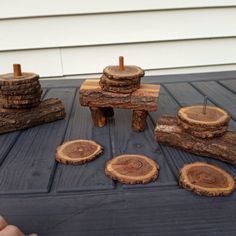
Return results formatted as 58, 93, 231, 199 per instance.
154, 108, 236, 165
105, 154, 159, 184
0, 64, 66, 134
179, 162, 235, 196
56, 139, 103, 165
80, 57, 160, 132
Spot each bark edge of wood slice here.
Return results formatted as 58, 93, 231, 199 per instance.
56, 139, 103, 165
105, 154, 159, 184
179, 162, 235, 197
178, 105, 230, 128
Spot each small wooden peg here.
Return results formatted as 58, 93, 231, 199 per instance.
119, 56, 125, 71
13, 64, 22, 77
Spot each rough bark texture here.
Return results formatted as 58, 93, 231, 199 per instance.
179, 162, 235, 196
132, 110, 148, 132
100, 75, 140, 87
154, 116, 236, 165
90, 107, 107, 128
0, 98, 66, 134
105, 154, 159, 184
80, 80, 160, 112
56, 139, 103, 165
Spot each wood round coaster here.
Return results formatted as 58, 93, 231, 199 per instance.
103, 66, 144, 80
1, 101, 41, 109
177, 118, 228, 139
178, 105, 230, 128
105, 154, 159, 184
0, 80, 40, 91
0, 89, 42, 101
100, 74, 141, 87
179, 162, 235, 196
0, 73, 39, 86
56, 139, 103, 165
0, 84, 41, 96
99, 81, 140, 94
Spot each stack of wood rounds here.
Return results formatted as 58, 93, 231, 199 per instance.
99, 56, 144, 94
0, 64, 42, 109
178, 105, 230, 139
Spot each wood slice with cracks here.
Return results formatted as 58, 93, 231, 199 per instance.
56, 140, 103, 165
105, 154, 159, 184
179, 162, 235, 196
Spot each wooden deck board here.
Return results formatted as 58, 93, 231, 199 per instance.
0, 72, 236, 236
0, 88, 75, 194
55, 90, 114, 192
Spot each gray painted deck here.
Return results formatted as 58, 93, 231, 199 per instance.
0, 71, 236, 235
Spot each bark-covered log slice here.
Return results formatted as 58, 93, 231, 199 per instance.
0, 81, 40, 91
0, 89, 42, 100
56, 139, 103, 165
179, 162, 235, 196
0, 73, 39, 86
0, 84, 41, 96
0, 98, 66, 134
103, 66, 144, 80
155, 116, 236, 165
178, 105, 230, 128
105, 154, 159, 184
100, 75, 141, 87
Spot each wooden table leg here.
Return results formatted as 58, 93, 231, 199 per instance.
102, 107, 114, 117
132, 110, 148, 132
89, 107, 107, 127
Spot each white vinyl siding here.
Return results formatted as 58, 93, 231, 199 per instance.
0, 1, 236, 78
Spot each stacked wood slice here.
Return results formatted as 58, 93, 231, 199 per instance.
178, 105, 230, 139
99, 56, 144, 94
0, 64, 66, 134
56, 139, 103, 165
179, 162, 235, 196
0, 65, 42, 109
105, 154, 159, 184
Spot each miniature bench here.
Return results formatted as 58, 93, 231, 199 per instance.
80, 79, 160, 131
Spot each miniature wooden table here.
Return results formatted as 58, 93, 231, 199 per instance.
0, 72, 236, 236
80, 79, 160, 131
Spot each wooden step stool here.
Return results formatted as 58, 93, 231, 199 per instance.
79, 79, 160, 132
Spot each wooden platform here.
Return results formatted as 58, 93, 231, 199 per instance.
0, 72, 236, 236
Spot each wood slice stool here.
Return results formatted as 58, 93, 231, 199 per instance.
179, 162, 235, 196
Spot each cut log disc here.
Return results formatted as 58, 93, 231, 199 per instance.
103, 66, 144, 80
100, 75, 141, 87
178, 105, 230, 128
105, 154, 159, 184
56, 139, 103, 165
0, 73, 39, 86
179, 162, 235, 196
